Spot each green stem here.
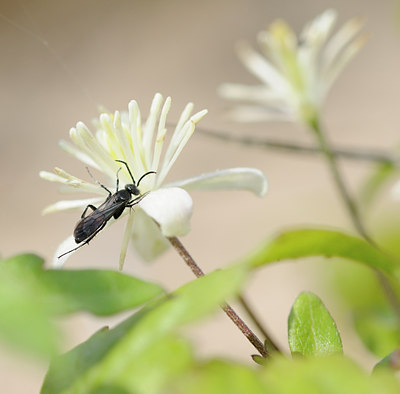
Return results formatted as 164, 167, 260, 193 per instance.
310, 117, 400, 320
167, 236, 270, 358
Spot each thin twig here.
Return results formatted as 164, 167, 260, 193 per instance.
200, 126, 400, 325
238, 295, 281, 353
167, 236, 270, 358
198, 127, 399, 165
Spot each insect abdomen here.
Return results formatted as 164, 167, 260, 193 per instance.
74, 214, 107, 243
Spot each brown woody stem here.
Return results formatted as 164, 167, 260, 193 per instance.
167, 236, 270, 358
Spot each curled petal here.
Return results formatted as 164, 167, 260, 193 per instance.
168, 168, 268, 197
52, 235, 77, 268
131, 209, 170, 262
139, 187, 193, 237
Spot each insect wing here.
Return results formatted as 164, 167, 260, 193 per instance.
74, 197, 124, 243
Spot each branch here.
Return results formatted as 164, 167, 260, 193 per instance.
167, 236, 271, 358
198, 127, 399, 165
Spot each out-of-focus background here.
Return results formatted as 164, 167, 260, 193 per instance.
1, 0, 400, 392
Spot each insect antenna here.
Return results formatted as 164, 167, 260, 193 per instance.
137, 171, 157, 186
115, 160, 136, 184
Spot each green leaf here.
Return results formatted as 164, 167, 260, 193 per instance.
374, 348, 400, 372
173, 357, 400, 394
325, 258, 400, 357
251, 354, 268, 366
115, 335, 193, 394
41, 309, 150, 394
0, 253, 165, 359
359, 162, 396, 208
41, 269, 164, 316
260, 356, 400, 394
172, 359, 268, 394
327, 259, 387, 310
237, 228, 400, 280
0, 254, 59, 357
43, 329, 192, 394
353, 308, 400, 357
42, 265, 248, 393
288, 292, 342, 357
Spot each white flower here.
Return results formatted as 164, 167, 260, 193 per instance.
218, 9, 365, 125
40, 93, 268, 269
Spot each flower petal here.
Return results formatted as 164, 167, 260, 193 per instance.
168, 168, 268, 197
139, 187, 193, 237
119, 211, 135, 271
42, 197, 103, 215
58, 140, 100, 170
39, 168, 107, 195
218, 83, 285, 105
131, 209, 170, 262
221, 104, 293, 122
236, 41, 288, 95
52, 235, 77, 268
391, 181, 400, 200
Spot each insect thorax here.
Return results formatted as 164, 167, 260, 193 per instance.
117, 188, 133, 202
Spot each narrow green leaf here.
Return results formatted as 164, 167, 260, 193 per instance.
0, 254, 59, 357
261, 356, 400, 394
41, 309, 151, 394
251, 354, 267, 366
374, 348, 400, 372
41, 269, 165, 316
288, 292, 342, 357
113, 335, 193, 394
237, 228, 400, 280
42, 265, 248, 393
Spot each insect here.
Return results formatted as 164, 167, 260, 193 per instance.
58, 160, 155, 258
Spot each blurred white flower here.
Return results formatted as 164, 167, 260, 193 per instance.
219, 9, 365, 126
391, 180, 400, 201
40, 93, 268, 269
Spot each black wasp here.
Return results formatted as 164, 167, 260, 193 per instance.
58, 160, 155, 258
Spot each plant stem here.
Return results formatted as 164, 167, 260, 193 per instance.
167, 236, 270, 358
198, 127, 399, 165
310, 118, 400, 320
238, 295, 281, 352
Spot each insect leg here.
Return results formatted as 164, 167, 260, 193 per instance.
126, 191, 150, 207
115, 167, 122, 192
86, 167, 112, 196
58, 221, 107, 259
80, 204, 97, 218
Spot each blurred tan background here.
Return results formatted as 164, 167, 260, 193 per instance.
1, 0, 400, 392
